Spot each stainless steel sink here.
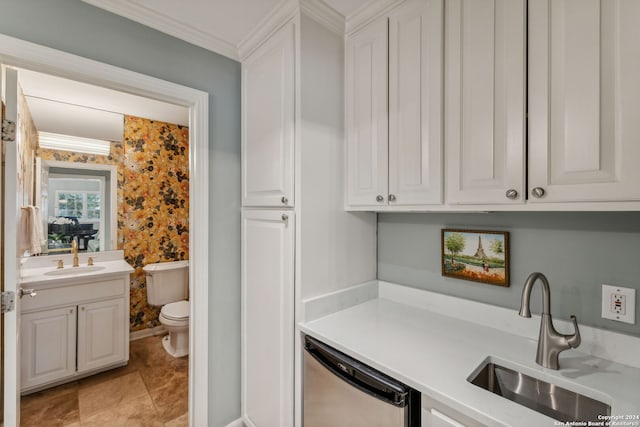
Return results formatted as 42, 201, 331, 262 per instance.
468, 361, 610, 422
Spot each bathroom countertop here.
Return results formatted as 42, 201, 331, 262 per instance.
299, 284, 640, 427
20, 252, 133, 287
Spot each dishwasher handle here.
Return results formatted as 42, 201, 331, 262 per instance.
305, 336, 410, 407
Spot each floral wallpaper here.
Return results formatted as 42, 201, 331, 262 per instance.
123, 116, 189, 331
36, 115, 189, 332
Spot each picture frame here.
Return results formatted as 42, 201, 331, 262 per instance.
441, 229, 510, 287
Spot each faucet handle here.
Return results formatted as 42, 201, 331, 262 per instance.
566, 315, 581, 348
54, 259, 64, 269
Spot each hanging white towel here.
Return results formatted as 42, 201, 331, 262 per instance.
19, 206, 45, 255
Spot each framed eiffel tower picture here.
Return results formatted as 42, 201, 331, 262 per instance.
441, 229, 510, 287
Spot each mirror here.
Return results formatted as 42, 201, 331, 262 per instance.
35, 158, 118, 254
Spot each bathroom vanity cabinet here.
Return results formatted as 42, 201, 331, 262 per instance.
20, 275, 129, 394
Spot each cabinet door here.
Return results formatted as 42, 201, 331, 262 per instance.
21, 307, 76, 390
421, 394, 485, 427
77, 298, 126, 373
388, 0, 443, 206
445, 0, 526, 204
242, 22, 295, 207
241, 210, 294, 427
529, 0, 640, 203
346, 17, 389, 207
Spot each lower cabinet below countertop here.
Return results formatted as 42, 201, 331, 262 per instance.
421, 394, 487, 427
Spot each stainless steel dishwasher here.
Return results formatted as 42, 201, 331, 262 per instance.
304, 335, 420, 427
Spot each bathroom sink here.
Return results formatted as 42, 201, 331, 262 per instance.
468, 361, 610, 422
44, 266, 106, 276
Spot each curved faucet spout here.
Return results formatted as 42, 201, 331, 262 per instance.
518, 272, 581, 370
519, 272, 551, 317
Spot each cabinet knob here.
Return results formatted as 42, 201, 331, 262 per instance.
531, 187, 546, 198
281, 214, 288, 222
376, 195, 384, 202
281, 196, 288, 205
388, 194, 396, 202
505, 189, 518, 200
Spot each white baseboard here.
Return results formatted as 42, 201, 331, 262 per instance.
129, 325, 167, 341
225, 418, 245, 427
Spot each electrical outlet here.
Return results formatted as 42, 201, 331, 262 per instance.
602, 284, 635, 324
611, 294, 626, 315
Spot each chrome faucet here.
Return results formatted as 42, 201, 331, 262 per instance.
519, 272, 581, 370
71, 239, 80, 267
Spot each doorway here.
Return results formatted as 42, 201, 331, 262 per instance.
1, 34, 209, 426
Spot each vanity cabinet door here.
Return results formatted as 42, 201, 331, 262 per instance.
77, 298, 126, 373
21, 306, 77, 390
528, 0, 640, 203
242, 21, 295, 208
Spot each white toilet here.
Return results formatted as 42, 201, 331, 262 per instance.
143, 260, 190, 358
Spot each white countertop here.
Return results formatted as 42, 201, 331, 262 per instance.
299, 291, 640, 427
20, 251, 133, 287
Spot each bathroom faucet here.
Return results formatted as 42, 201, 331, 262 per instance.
71, 239, 80, 267
519, 272, 581, 370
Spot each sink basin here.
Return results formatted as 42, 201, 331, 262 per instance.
44, 266, 106, 276
468, 361, 610, 422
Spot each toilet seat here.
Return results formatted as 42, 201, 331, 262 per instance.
161, 300, 190, 321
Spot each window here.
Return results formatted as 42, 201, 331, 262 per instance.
55, 191, 101, 221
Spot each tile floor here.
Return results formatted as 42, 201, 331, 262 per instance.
20, 335, 188, 426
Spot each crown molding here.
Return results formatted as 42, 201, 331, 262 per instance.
300, 0, 345, 35
82, 0, 239, 60
346, 0, 405, 35
237, 0, 299, 61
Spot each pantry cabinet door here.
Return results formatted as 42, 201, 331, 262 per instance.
445, 0, 526, 205
528, 0, 640, 203
242, 210, 294, 427
388, 0, 443, 206
346, 17, 389, 208
242, 22, 295, 208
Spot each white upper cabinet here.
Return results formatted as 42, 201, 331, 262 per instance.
389, 0, 444, 206
344, 0, 640, 210
346, 0, 444, 209
528, 0, 640, 203
242, 22, 295, 207
445, 0, 526, 205
346, 17, 389, 207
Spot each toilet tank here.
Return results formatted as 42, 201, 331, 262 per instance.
143, 260, 189, 306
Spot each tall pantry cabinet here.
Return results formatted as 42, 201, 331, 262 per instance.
241, 20, 296, 427
240, 7, 378, 427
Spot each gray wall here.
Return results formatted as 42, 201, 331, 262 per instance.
1, 1, 241, 425
378, 212, 640, 337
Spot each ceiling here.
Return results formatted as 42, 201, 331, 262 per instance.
18, 68, 189, 142
82, 0, 379, 60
